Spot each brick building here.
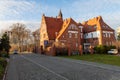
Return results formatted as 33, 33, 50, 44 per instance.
40, 10, 116, 55
83, 16, 116, 49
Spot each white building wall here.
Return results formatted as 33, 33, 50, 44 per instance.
84, 31, 100, 39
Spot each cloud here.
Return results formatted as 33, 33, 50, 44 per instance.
0, 20, 40, 32
0, 0, 38, 20
0, 0, 41, 32
0, 0, 119, 32
106, 0, 120, 4
61, 0, 120, 30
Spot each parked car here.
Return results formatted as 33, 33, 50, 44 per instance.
108, 49, 118, 55
13, 50, 18, 54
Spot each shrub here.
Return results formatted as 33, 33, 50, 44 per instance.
55, 47, 68, 56
0, 50, 9, 58
0, 58, 7, 80
94, 45, 104, 54
0, 58, 7, 68
94, 45, 116, 54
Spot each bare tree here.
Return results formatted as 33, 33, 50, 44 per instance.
32, 29, 40, 53
10, 23, 31, 52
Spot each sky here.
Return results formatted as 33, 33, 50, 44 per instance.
0, 0, 120, 32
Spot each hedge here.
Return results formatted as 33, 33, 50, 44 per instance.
94, 45, 116, 54
0, 50, 9, 58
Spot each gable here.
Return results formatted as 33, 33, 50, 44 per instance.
40, 17, 49, 40
44, 16, 63, 40
82, 16, 114, 32
56, 18, 78, 40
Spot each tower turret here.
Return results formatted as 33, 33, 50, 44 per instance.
57, 9, 63, 19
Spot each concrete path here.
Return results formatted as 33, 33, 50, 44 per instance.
6, 54, 120, 80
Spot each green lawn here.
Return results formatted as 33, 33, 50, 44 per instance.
62, 54, 120, 66
0, 65, 4, 80
0, 58, 7, 80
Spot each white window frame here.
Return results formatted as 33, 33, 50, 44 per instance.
69, 33, 72, 38
76, 43, 78, 47
81, 33, 83, 38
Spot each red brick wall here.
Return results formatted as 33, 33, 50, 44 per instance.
58, 23, 82, 51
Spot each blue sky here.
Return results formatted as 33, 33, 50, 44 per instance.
0, 0, 120, 32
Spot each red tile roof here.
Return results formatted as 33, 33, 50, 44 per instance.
44, 16, 63, 40
82, 16, 114, 32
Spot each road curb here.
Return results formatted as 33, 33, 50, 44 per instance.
2, 58, 9, 80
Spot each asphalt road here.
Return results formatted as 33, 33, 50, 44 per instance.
6, 54, 120, 80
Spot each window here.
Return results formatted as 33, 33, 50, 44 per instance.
75, 33, 78, 38
69, 33, 72, 38
85, 33, 88, 36
103, 33, 105, 37
108, 33, 109, 37
69, 24, 77, 30
81, 33, 83, 38
61, 43, 65, 46
109, 33, 110, 38
110, 41, 112, 45
81, 28, 82, 32
103, 26, 105, 28
106, 33, 107, 37
91, 33, 93, 38
55, 32, 58, 36
71, 26, 74, 29
106, 41, 108, 45
76, 43, 78, 47
43, 34, 46, 38
94, 26, 97, 29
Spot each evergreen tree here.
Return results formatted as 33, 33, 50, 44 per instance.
1, 32, 11, 53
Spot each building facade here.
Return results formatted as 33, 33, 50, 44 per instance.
40, 10, 116, 55
83, 16, 116, 49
